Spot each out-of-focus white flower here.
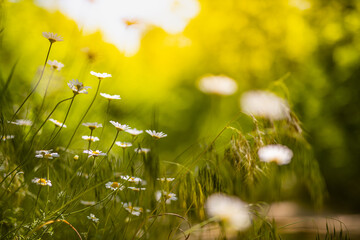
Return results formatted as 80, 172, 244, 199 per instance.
80, 200, 96, 206
206, 193, 251, 232
198, 75, 237, 96
240, 91, 290, 120
105, 181, 125, 191
82, 122, 102, 130
100, 93, 121, 100
155, 191, 177, 204
109, 121, 130, 131
83, 149, 106, 158
1, 135, 15, 141
115, 141, 132, 148
87, 213, 99, 223
128, 186, 146, 191
134, 147, 150, 154
73, 155, 79, 160
35, 150, 59, 159
9, 119, 32, 126
67, 79, 91, 94
90, 71, 112, 80
120, 175, 146, 185
258, 144, 293, 165
125, 128, 143, 136
122, 202, 144, 216
48, 118, 67, 128
145, 130, 167, 139
157, 177, 175, 182
42, 32, 63, 43
47, 60, 64, 71
32, 177, 52, 186
82, 136, 100, 142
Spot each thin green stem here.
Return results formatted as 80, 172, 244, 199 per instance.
45, 160, 50, 214
23, 69, 55, 140
44, 94, 76, 148
88, 129, 94, 152
29, 96, 73, 145
11, 42, 53, 121
39, 69, 55, 115
96, 99, 110, 149
107, 130, 119, 154
66, 79, 101, 150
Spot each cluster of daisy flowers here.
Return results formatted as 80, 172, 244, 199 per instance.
15, 32, 178, 230
103, 175, 177, 216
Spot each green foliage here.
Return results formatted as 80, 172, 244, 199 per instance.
0, 0, 357, 239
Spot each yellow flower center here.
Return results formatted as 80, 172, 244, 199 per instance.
111, 182, 119, 188
271, 158, 280, 164
39, 178, 47, 185
93, 151, 100, 154
44, 153, 52, 158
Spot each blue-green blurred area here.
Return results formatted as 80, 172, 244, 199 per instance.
1, 0, 359, 212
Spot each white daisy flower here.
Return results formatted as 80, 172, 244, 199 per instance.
122, 202, 144, 216
82, 136, 100, 142
115, 141, 132, 148
120, 175, 146, 185
90, 71, 112, 80
67, 79, 91, 95
42, 32, 63, 43
32, 177, 52, 186
109, 121, 130, 131
134, 147, 151, 154
82, 122, 102, 130
145, 130, 167, 139
198, 75, 238, 96
258, 144, 293, 165
125, 128, 143, 136
100, 93, 121, 100
83, 149, 106, 158
48, 118, 67, 128
128, 187, 146, 191
87, 213, 99, 223
1, 135, 15, 141
205, 193, 251, 232
9, 119, 32, 126
47, 60, 64, 71
105, 181, 125, 191
157, 177, 175, 182
35, 150, 59, 159
240, 91, 290, 120
155, 191, 177, 204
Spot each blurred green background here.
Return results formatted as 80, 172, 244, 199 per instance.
0, 0, 359, 213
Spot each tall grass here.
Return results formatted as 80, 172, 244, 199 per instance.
0, 31, 348, 240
